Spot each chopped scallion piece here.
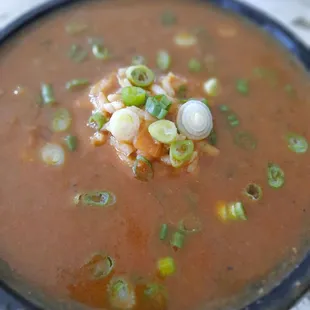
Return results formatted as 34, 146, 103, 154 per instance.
108, 277, 136, 309
85, 253, 114, 279
132, 55, 146, 65
76, 191, 116, 207
64, 135, 78, 152
40, 143, 65, 166
133, 155, 153, 182
41, 83, 56, 105
285, 133, 308, 154
126, 65, 155, 88
66, 79, 89, 90
188, 58, 202, 72
203, 78, 220, 96
244, 183, 263, 201
161, 11, 177, 26
159, 224, 168, 240
178, 215, 202, 234
170, 140, 194, 162
218, 104, 230, 112
217, 201, 247, 221
157, 50, 171, 71
88, 112, 106, 131
148, 120, 177, 144
227, 113, 240, 127
176, 85, 187, 99
68, 44, 88, 63
267, 163, 285, 189
157, 257, 176, 277
65, 22, 88, 35
121, 86, 147, 106
170, 231, 185, 249
234, 131, 257, 150
92, 44, 109, 60
52, 108, 72, 132
145, 95, 172, 119
174, 33, 197, 47
236, 79, 249, 95
208, 129, 217, 146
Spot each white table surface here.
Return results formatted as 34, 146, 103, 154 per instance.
0, 0, 309, 309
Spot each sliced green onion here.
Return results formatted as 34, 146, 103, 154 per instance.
161, 10, 177, 26
92, 44, 109, 60
204, 78, 220, 97
148, 120, 177, 144
234, 131, 257, 150
68, 44, 88, 63
121, 86, 146, 106
85, 253, 114, 279
66, 79, 89, 90
188, 58, 202, 72
132, 55, 146, 65
170, 231, 185, 249
88, 112, 107, 131
157, 257, 176, 277
170, 140, 194, 162
244, 183, 263, 201
174, 32, 197, 47
133, 155, 154, 182
108, 277, 136, 309
77, 191, 116, 207
159, 224, 168, 240
178, 215, 202, 234
40, 143, 65, 166
41, 83, 56, 105
126, 65, 155, 88
217, 201, 247, 221
236, 79, 249, 95
177, 100, 213, 140
145, 95, 172, 119
227, 113, 240, 127
157, 50, 171, 71
285, 133, 308, 154
208, 129, 217, 146
52, 108, 72, 132
65, 22, 88, 35
109, 108, 140, 142
218, 104, 230, 112
64, 135, 78, 152
267, 163, 285, 189
176, 85, 187, 99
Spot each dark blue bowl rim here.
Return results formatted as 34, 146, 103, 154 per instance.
0, 0, 309, 309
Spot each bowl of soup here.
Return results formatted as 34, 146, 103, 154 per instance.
0, 0, 309, 309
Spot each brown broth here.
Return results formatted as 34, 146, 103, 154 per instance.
0, 0, 310, 309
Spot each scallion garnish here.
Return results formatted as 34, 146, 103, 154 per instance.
243, 183, 263, 201
133, 155, 154, 182
64, 135, 78, 152
161, 11, 177, 26
92, 43, 109, 60
178, 215, 202, 234
121, 86, 147, 106
85, 253, 114, 279
52, 108, 72, 132
65, 22, 88, 35
145, 95, 172, 119
41, 83, 56, 105
170, 140, 194, 163
217, 201, 247, 221
208, 129, 217, 146
176, 85, 187, 100
267, 163, 285, 189
68, 44, 88, 63
75, 191, 116, 207
203, 78, 220, 96
234, 131, 257, 150
157, 257, 176, 277
285, 133, 308, 154
159, 224, 168, 240
174, 32, 197, 47
188, 58, 202, 72
227, 113, 240, 127
170, 231, 185, 249
218, 104, 229, 112
148, 120, 177, 143
126, 65, 155, 88
157, 50, 171, 71
236, 79, 249, 95
66, 79, 89, 90
88, 112, 106, 131
40, 143, 65, 166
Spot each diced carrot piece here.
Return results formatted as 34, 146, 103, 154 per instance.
134, 125, 163, 159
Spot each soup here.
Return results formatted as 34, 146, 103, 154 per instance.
0, 0, 309, 309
